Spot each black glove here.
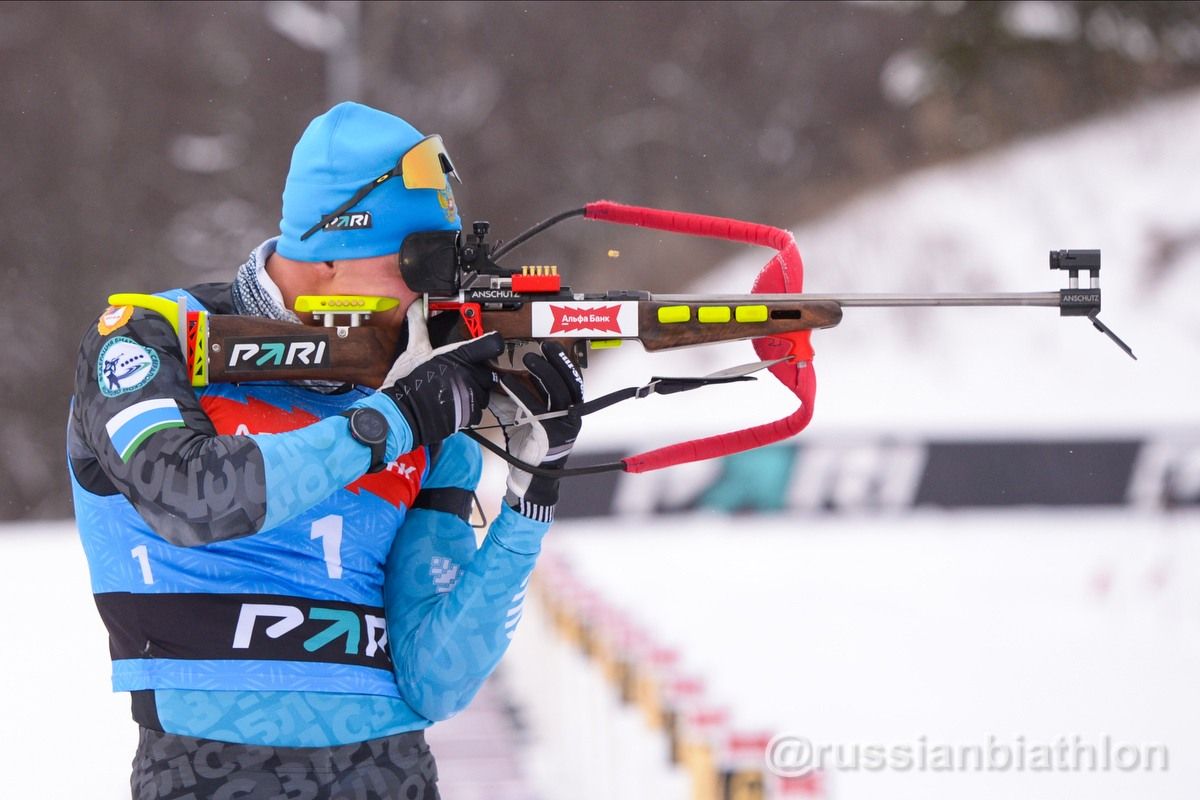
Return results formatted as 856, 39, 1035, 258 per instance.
381, 307, 503, 448
490, 342, 585, 519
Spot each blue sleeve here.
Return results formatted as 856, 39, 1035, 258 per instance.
384, 434, 550, 721
251, 392, 414, 531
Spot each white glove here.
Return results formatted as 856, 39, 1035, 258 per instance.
489, 342, 584, 519
381, 304, 435, 386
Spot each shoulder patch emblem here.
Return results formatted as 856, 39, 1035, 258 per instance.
97, 336, 160, 397
97, 305, 134, 336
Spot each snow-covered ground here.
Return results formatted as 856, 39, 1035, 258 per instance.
5, 513, 1195, 799
0, 521, 136, 796
534, 510, 1200, 800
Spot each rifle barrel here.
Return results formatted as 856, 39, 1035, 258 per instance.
654, 292, 1064, 308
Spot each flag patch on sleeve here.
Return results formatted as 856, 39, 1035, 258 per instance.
105, 399, 186, 462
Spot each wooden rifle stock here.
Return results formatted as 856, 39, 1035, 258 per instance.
636, 299, 841, 350
451, 296, 842, 347
202, 295, 842, 385
206, 316, 397, 387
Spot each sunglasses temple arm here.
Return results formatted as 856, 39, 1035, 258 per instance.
299, 177, 391, 242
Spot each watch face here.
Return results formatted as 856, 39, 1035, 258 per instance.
353, 409, 388, 443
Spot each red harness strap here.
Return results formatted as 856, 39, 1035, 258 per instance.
583, 201, 817, 474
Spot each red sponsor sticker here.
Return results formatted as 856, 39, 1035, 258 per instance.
549, 304, 623, 334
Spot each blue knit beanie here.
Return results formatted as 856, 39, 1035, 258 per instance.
277, 102, 460, 261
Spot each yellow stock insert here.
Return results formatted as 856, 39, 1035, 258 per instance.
589, 340, 623, 349
108, 292, 208, 387
735, 304, 768, 323
697, 306, 731, 323
108, 293, 182, 335
294, 296, 400, 314
657, 305, 691, 324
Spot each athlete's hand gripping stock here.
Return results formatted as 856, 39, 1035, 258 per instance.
381, 304, 503, 448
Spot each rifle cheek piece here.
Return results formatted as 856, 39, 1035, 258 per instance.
399, 230, 461, 294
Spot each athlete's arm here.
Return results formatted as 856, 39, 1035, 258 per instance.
70, 307, 413, 546
384, 433, 548, 722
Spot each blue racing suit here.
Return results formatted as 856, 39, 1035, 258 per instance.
67, 279, 545, 752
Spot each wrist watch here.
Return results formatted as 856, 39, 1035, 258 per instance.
340, 408, 389, 474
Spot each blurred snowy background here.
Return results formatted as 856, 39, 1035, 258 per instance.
5, 0, 1200, 518
2, 2, 1199, 798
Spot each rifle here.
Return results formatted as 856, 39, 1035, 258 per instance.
111, 201, 1133, 476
